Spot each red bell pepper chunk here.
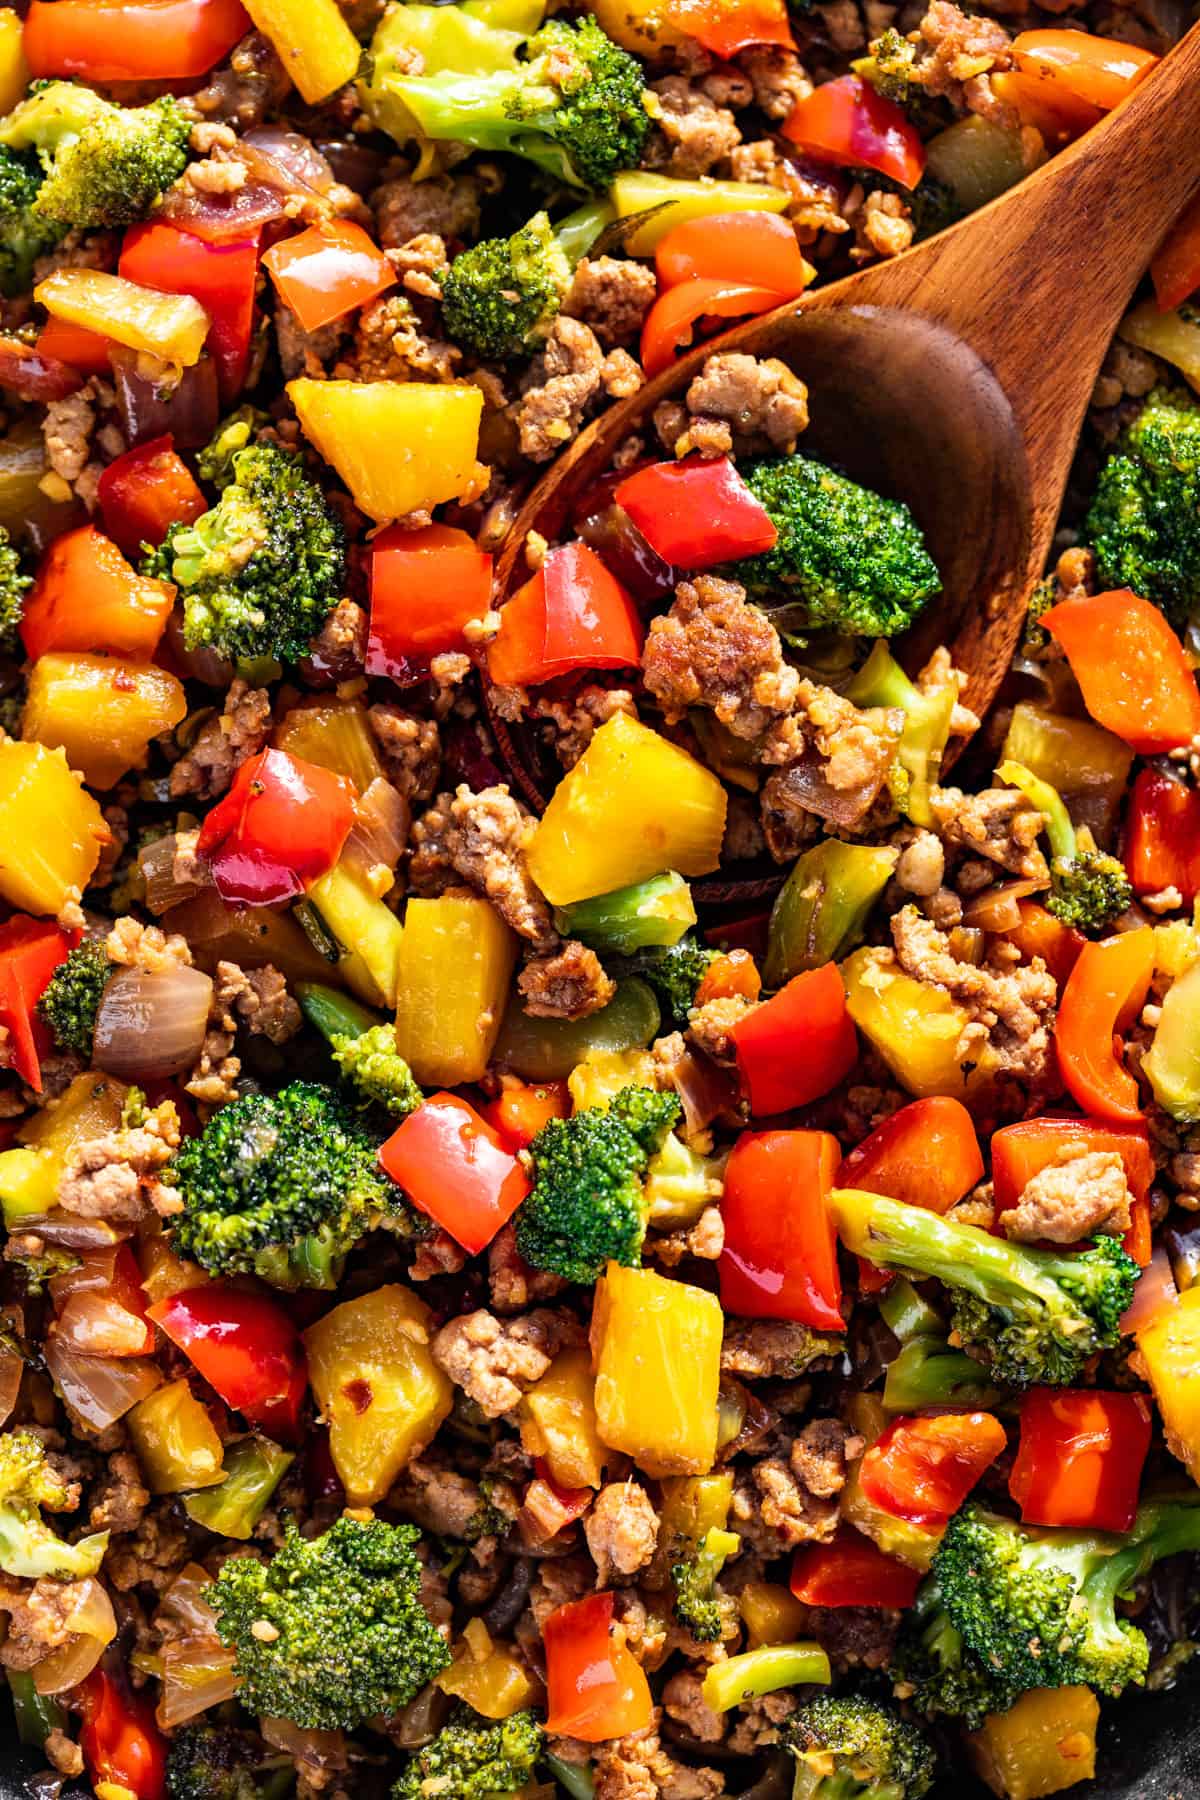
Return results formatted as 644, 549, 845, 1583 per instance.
836, 1097, 983, 1215
1009, 1388, 1151, 1533
196, 747, 355, 908
22, 524, 176, 664
367, 522, 494, 680
859, 1412, 1007, 1529
720, 1128, 843, 1330
120, 221, 260, 402
483, 1078, 570, 1150
782, 75, 925, 189
543, 1591, 654, 1741
97, 436, 208, 562
1125, 767, 1200, 904
790, 1527, 921, 1609
148, 1284, 308, 1443
1042, 589, 1200, 755
1010, 28, 1158, 112
615, 457, 778, 573
264, 220, 395, 334
1152, 189, 1200, 312
36, 316, 112, 378
0, 917, 75, 1091
639, 277, 789, 379
661, 0, 794, 57
488, 541, 643, 689
656, 211, 812, 300
730, 961, 857, 1117
76, 1669, 167, 1800
379, 1093, 531, 1256
1056, 928, 1155, 1124
1002, 898, 1085, 991
25, 0, 249, 82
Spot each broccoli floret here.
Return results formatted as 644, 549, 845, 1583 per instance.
998, 759, 1131, 933
788, 1695, 936, 1800
862, 27, 918, 103
144, 432, 343, 664
209, 1515, 450, 1731
0, 1428, 108, 1580
1085, 387, 1200, 625
171, 1080, 396, 1289
631, 934, 719, 1026
37, 939, 111, 1055
393, 1708, 543, 1800
0, 81, 189, 229
165, 1724, 292, 1800
442, 208, 573, 361
643, 1131, 726, 1227
671, 1526, 740, 1644
331, 1023, 423, 1119
892, 1577, 1021, 1728
0, 144, 64, 295
515, 1083, 681, 1284
834, 1189, 1137, 1387
936, 1495, 1200, 1700
363, 10, 650, 189
0, 523, 29, 648
728, 455, 941, 638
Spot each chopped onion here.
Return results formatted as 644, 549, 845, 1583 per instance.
344, 778, 409, 878
158, 1563, 221, 1638
49, 1247, 120, 1305
44, 1338, 162, 1430
109, 346, 220, 451
261, 1715, 348, 1770
26, 1212, 128, 1252
158, 1641, 239, 1727
1121, 1245, 1180, 1336
0, 336, 83, 403
161, 606, 235, 692
93, 963, 213, 1080
139, 832, 213, 916
32, 1578, 116, 1694
964, 878, 1042, 933
55, 1291, 154, 1357
669, 1045, 739, 1137
243, 126, 335, 195
946, 925, 986, 965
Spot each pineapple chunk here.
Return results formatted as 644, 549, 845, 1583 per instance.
0, 740, 107, 915
591, 1262, 723, 1477
305, 857, 404, 1009
36, 270, 208, 366
843, 945, 998, 1099
289, 378, 485, 522
0, 10, 28, 116
968, 1688, 1098, 1800
127, 1379, 225, 1494
527, 714, 727, 906
303, 1283, 453, 1505
1136, 1285, 1200, 1484
23, 653, 186, 790
519, 1346, 606, 1490
394, 894, 518, 1085
240, 0, 360, 101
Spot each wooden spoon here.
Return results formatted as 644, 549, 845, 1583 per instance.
488, 24, 1200, 885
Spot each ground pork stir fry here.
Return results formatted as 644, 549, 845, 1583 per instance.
0, 0, 1196, 1797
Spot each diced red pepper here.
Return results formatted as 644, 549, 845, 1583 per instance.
992, 1115, 1153, 1217
661, 0, 794, 57
120, 221, 260, 402
488, 541, 643, 689
148, 1284, 308, 1443
720, 1128, 843, 1330
836, 1097, 983, 1216
616, 456, 778, 574
1002, 899, 1085, 990
1124, 1193, 1152, 1268
264, 220, 395, 334
76, 1670, 167, 1800
1152, 189, 1200, 312
22, 524, 176, 663
1124, 767, 1200, 904
1055, 928, 1155, 1124
859, 1412, 1007, 1529
379, 1093, 531, 1256
543, 1591, 654, 1741
25, 0, 249, 82
0, 916, 75, 1091
1009, 1388, 1152, 1533
97, 436, 208, 561
656, 211, 812, 299
0, 336, 84, 404
640, 277, 789, 379
790, 1527, 921, 1609
36, 316, 112, 378
782, 75, 925, 189
730, 961, 857, 1117
1042, 589, 1200, 755
367, 523, 494, 680
196, 747, 355, 907
483, 1078, 570, 1150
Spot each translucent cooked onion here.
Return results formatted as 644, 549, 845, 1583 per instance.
1121, 1246, 1180, 1336
158, 1562, 220, 1638
26, 1213, 127, 1252
344, 778, 409, 878
261, 1715, 348, 1770
139, 832, 212, 916
109, 346, 219, 451
158, 1641, 238, 1727
964, 877, 1042, 933
93, 963, 213, 1079
55, 1292, 153, 1357
31, 1578, 116, 1694
44, 1339, 162, 1429
669, 1045, 739, 1136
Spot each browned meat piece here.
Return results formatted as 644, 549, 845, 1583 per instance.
645, 76, 742, 178
760, 685, 902, 851
303, 597, 367, 681
903, 0, 1016, 123
344, 294, 461, 384
169, 680, 273, 801
432, 1308, 580, 1417
369, 705, 442, 803
515, 317, 606, 462
852, 189, 915, 261
373, 172, 483, 249
488, 1222, 567, 1313
104, 1501, 191, 1593
518, 942, 616, 1020
0, 1577, 94, 1670
184, 30, 290, 128
411, 785, 557, 948
797, 1603, 900, 1669
686, 996, 753, 1068
662, 1668, 727, 1745
409, 1227, 468, 1283
732, 1420, 862, 1551
726, 1691, 798, 1753
532, 687, 639, 769
89, 1451, 149, 1535
390, 1454, 518, 1540
647, 1205, 724, 1267
721, 1319, 840, 1379
58, 1098, 182, 1223
274, 306, 346, 380
929, 785, 1050, 878
1003, 1148, 1132, 1244
44, 1728, 84, 1778
740, 46, 813, 117
564, 257, 658, 348
679, 352, 809, 458
642, 576, 799, 739
528, 1556, 594, 1633
105, 918, 192, 972
583, 1481, 660, 1586
594, 1722, 725, 1800
213, 961, 301, 1045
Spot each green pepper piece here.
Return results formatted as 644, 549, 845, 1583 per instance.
555, 871, 696, 955
183, 1436, 294, 1541
764, 839, 897, 988
847, 640, 955, 828
1144, 958, 1200, 1123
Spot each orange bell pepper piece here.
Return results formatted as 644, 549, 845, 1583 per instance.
543, 1592, 653, 1742
21, 525, 175, 663
1055, 929, 1155, 1123
1042, 589, 1200, 755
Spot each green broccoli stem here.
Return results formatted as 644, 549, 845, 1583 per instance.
553, 196, 614, 265
545, 1753, 596, 1800
554, 871, 696, 954
996, 759, 1077, 862
763, 839, 897, 989
183, 1437, 294, 1540
702, 1643, 831, 1712
1083, 1498, 1200, 1622
6, 1671, 65, 1748
879, 1277, 943, 1342
846, 641, 955, 829
883, 1335, 1003, 1413
296, 981, 382, 1044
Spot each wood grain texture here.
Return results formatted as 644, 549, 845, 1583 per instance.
490, 24, 1200, 840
